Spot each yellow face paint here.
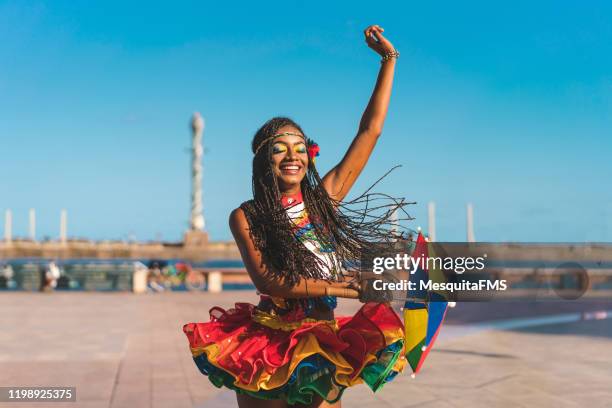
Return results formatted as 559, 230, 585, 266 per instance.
272, 143, 288, 154
272, 143, 307, 155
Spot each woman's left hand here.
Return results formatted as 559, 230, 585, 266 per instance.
364, 25, 396, 57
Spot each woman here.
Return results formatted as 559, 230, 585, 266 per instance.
184, 25, 406, 407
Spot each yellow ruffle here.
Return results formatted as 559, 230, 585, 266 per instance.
252, 309, 339, 331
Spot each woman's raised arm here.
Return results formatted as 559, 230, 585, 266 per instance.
322, 25, 398, 201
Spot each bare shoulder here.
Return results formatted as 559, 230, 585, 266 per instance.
229, 207, 247, 233
229, 207, 246, 223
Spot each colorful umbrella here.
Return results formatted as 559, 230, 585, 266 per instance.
403, 232, 449, 376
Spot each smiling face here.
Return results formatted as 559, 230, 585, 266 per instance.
270, 125, 309, 193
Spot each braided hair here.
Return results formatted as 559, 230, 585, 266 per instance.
240, 116, 414, 287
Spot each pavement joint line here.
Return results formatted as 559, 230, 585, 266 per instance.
475, 373, 517, 389
108, 334, 130, 408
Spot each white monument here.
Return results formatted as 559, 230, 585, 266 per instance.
4, 210, 12, 243
190, 112, 205, 231
466, 203, 475, 243
428, 201, 436, 242
184, 112, 208, 248
389, 208, 398, 241
60, 209, 67, 244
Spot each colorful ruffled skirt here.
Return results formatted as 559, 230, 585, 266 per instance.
183, 296, 407, 405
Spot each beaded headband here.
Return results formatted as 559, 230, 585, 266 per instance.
253, 132, 305, 155
254, 131, 320, 162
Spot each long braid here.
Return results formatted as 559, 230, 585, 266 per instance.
241, 117, 415, 287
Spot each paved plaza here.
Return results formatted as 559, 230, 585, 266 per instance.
0, 292, 611, 408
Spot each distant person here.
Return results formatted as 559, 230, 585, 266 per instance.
183, 25, 417, 408
148, 261, 165, 292
1, 264, 14, 288
43, 261, 61, 291
2, 264, 14, 279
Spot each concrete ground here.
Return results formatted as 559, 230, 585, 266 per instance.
0, 292, 610, 408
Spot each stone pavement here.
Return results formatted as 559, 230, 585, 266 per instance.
0, 292, 610, 408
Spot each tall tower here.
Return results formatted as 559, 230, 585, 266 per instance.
184, 112, 209, 252
190, 112, 205, 231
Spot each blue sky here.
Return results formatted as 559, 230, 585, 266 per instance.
1, 0, 611, 242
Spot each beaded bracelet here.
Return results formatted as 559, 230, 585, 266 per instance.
381, 50, 400, 63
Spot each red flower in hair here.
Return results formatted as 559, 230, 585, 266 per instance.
307, 143, 320, 162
